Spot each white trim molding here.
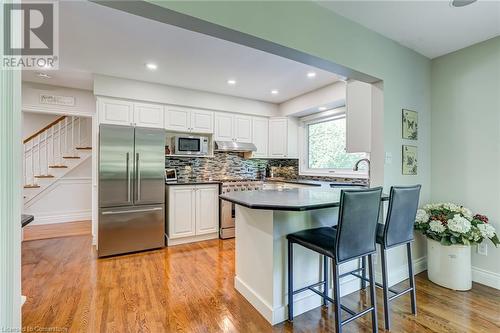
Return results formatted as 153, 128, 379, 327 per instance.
472, 266, 500, 290
395, 256, 500, 291
28, 210, 92, 225
0, 2, 23, 327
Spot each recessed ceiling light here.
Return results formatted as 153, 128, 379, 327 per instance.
307, 72, 317, 78
227, 79, 237, 85
271, 90, 279, 95
36, 72, 51, 79
145, 63, 158, 70
318, 106, 327, 111
450, 0, 477, 7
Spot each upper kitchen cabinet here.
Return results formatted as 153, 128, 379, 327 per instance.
165, 106, 214, 134
191, 110, 214, 133
268, 117, 299, 158
214, 112, 252, 143
346, 80, 372, 153
98, 98, 164, 128
234, 115, 252, 143
133, 102, 164, 128
251, 117, 269, 158
98, 98, 134, 126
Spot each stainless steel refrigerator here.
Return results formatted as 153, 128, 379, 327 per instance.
98, 124, 165, 257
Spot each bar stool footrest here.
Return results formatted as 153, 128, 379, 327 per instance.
388, 287, 414, 301
341, 306, 376, 326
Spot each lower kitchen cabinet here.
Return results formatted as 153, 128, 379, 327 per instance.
166, 184, 219, 245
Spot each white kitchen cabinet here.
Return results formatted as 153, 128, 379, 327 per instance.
133, 102, 164, 128
164, 106, 190, 132
168, 186, 196, 239
268, 117, 299, 158
346, 80, 372, 153
98, 98, 134, 126
191, 110, 214, 133
214, 113, 234, 141
165, 106, 214, 134
195, 185, 219, 235
167, 184, 219, 244
252, 117, 269, 158
215, 112, 252, 143
234, 115, 252, 143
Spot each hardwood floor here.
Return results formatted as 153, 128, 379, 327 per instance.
22, 235, 500, 333
23, 220, 91, 241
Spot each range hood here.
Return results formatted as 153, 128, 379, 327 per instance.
215, 141, 257, 152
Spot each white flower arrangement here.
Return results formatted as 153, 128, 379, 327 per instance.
414, 203, 499, 246
447, 214, 472, 234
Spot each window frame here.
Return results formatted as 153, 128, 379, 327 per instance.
299, 108, 369, 179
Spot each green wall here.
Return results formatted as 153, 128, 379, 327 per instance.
431, 37, 500, 275
150, 1, 432, 262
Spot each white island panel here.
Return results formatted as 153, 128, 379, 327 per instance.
234, 205, 361, 325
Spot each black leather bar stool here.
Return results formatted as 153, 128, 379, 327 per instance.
357, 185, 421, 331
287, 187, 383, 333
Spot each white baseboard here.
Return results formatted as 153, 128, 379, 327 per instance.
472, 266, 500, 290
166, 232, 218, 246
399, 256, 500, 291
235, 273, 362, 325
28, 210, 91, 225
375, 256, 427, 287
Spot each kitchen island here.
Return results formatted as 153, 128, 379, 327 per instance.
220, 187, 388, 325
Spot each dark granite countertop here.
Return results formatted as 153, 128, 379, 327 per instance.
164, 177, 366, 188
219, 188, 389, 211
266, 177, 367, 188
21, 214, 34, 227
166, 180, 221, 186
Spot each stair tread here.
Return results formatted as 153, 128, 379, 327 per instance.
34, 175, 55, 178
76, 147, 92, 150
49, 165, 68, 168
63, 156, 81, 159
24, 184, 40, 189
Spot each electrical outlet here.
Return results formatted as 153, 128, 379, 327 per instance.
477, 243, 488, 256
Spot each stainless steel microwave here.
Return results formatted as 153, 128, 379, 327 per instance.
173, 135, 209, 155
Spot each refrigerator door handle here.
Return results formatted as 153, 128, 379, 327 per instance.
102, 207, 163, 215
126, 152, 131, 202
136, 152, 141, 202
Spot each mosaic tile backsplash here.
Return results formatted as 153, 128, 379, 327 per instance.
165, 152, 367, 185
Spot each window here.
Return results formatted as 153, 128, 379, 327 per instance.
300, 111, 368, 177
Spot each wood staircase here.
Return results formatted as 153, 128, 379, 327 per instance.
23, 116, 92, 203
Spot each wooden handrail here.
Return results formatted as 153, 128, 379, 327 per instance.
23, 116, 67, 144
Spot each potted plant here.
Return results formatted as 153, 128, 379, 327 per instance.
414, 203, 499, 290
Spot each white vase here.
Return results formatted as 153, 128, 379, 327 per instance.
426, 238, 472, 291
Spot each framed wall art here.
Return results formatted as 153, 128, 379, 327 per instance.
402, 109, 418, 140
402, 145, 418, 175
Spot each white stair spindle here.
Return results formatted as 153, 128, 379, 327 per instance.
45, 131, 49, 176
51, 126, 55, 166
24, 144, 28, 185
77, 117, 81, 148
64, 117, 68, 155
37, 135, 41, 177
31, 141, 35, 185
71, 116, 75, 155
58, 121, 62, 165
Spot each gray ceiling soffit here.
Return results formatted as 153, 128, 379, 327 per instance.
91, 1, 381, 84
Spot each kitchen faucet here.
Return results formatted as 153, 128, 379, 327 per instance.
353, 158, 371, 188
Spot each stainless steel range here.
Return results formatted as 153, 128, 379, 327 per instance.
220, 180, 263, 239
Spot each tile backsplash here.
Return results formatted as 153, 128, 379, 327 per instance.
165, 152, 367, 185
165, 152, 289, 180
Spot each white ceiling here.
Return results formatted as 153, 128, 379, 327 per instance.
317, 0, 500, 59
22, 1, 340, 103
